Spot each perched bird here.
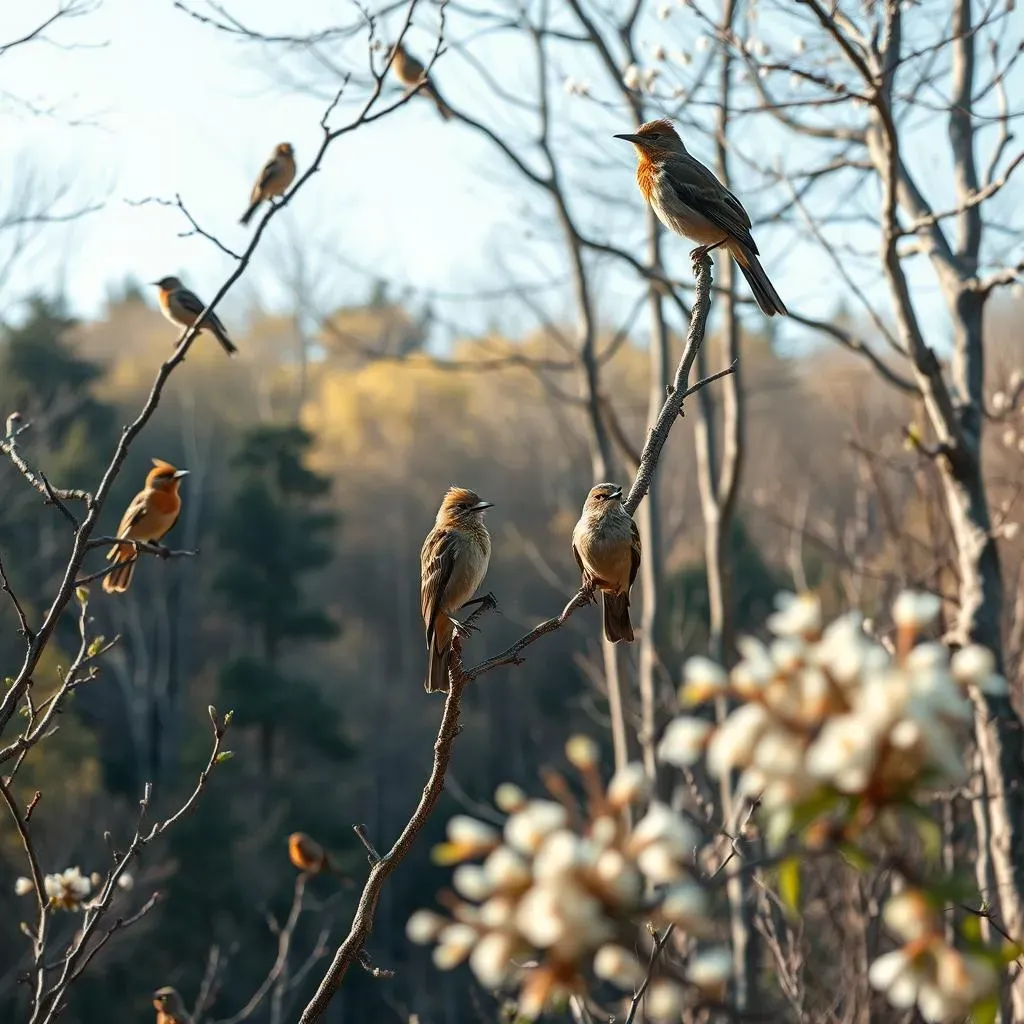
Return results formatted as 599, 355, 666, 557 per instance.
420, 487, 494, 693
103, 459, 188, 595
288, 832, 333, 875
240, 142, 296, 226
151, 276, 238, 356
388, 42, 452, 121
153, 987, 191, 1024
615, 118, 787, 317
572, 483, 641, 644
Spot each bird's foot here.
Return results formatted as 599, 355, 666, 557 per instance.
450, 616, 480, 641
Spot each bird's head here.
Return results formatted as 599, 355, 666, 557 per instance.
614, 118, 684, 161
146, 458, 189, 491
437, 486, 494, 525
151, 276, 181, 292
153, 987, 184, 1015
583, 482, 625, 515
277, 142, 294, 158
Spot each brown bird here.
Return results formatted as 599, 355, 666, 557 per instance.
615, 118, 787, 316
240, 142, 296, 226
153, 987, 191, 1024
388, 42, 452, 121
420, 487, 493, 693
152, 276, 238, 356
288, 832, 334, 875
102, 459, 188, 594
572, 483, 641, 644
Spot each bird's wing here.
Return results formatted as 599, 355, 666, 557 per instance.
665, 153, 757, 252
253, 155, 281, 199
572, 540, 586, 577
115, 489, 153, 539
177, 288, 228, 335
421, 528, 457, 646
629, 517, 642, 590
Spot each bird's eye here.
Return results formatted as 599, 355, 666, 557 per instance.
458, 502, 468, 510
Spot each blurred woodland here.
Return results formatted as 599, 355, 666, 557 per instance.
2, 283, 1022, 1021
2, 0, 1024, 1022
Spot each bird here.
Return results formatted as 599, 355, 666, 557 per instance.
572, 483, 642, 644
388, 42, 452, 121
240, 142, 296, 226
102, 459, 188, 594
288, 832, 334, 875
614, 118, 787, 317
151, 276, 238, 356
153, 987, 191, 1024
420, 487, 493, 692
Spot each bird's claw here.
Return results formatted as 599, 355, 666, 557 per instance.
450, 616, 480, 641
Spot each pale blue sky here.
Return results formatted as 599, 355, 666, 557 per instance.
1, 0, 1020, 350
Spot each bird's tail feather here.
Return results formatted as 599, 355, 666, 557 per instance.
425, 636, 451, 692
426, 84, 453, 121
603, 592, 634, 644
239, 201, 260, 226
207, 322, 238, 356
732, 246, 788, 317
103, 546, 137, 594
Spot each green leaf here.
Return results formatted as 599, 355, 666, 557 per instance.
837, 842, 872, 872
962, 913, 983, 944
215, 750, 234, 764
778, 856, 801, 916
971, 995, 998, 1024
87, 636, 105, 657
75, 586, 89, 605
901, 801, 942, 863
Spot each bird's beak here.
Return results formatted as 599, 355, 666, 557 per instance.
473, 500, 494, 511
173, 469, 190, 479
611, 486, 623, 500
614, 133, 643, 144
149, 280, 162, 287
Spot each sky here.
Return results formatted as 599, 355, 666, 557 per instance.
1, 0, 501, 328
1, 0, 1021, 351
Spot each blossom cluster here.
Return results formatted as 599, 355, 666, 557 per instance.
14, 867, 133, 911
658, 591, 1006, 850
869, 890, 1001, 1023
407, 737, 729, 1019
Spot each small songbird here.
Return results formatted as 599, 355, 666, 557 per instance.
572, 483, 642, 644
388, 42, 452, 121
420, 487, 494, 693
151, 276, 238, 356
615, 119, 787, 317
240, 142, 296, 226
153, 987, 191, 1024
288, 832, 333, 875
103, 459, 188, 594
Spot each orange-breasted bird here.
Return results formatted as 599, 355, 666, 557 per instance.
388, 42, 452, 121
420, 487, 493, 693
152, 276, 238, 356
240, 142, 296, 226
288, 832, 333, 875
103, 459, 188, 595
153, 987, 191, 1024
615, 118, 787, 317
572, 483, 641, 644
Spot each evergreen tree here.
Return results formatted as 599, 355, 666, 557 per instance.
214, 424, 348, 773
